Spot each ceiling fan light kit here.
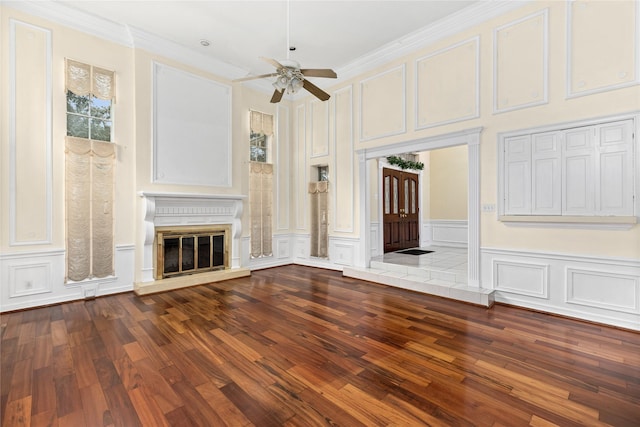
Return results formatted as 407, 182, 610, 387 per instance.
232, 1, 337, 103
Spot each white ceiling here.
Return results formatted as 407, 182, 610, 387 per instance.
55, 0, 477, 80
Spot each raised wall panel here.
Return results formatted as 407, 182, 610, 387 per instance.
562, 127, 594, 215
153, 62, 231, 187
360, 65, 406, 141
9, 20, 52, 245
596, 120, 634, 215
567, 0, 639, 97
310, 100, 329, 157
531, 132, 560, 214
494, 10, 548, 113
494, 260, 549, 299
276, 105, 290, 230
567, 268, 639, 314
296, 105, 307, 230
333, 86, 354, 233
503, 135, 531, 214
416, 37, 479, 129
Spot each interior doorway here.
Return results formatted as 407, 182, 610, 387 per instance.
382, 167, 419, 252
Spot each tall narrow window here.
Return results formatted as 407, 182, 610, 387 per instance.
249, 111, 274, 258
65, 59, 116, 281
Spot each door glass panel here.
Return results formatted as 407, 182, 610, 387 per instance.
411, 180, 416, 214
384, 176, 390, 214
393, 177, 399, 214
404, 179, 409, 213
163, 238, 179, 274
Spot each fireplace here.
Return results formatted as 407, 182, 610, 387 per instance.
136, 192, 249, 295
155, 225, 230, 279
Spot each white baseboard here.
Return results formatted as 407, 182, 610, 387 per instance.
481, 247, 640, 331
1, 245, 135, 312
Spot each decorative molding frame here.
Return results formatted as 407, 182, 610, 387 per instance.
310, 99, 330, 158
9, 19, 52, 246
481, 247, 640, 331
566, 0, 640, 99
426, 220, 468, 248
295, 104, 308, 230
359, 64, 407, 142
151, 62, 232, 187
276, 104, 290, 231
332, 85, 355, 233
329, 236, 360, 267
357, 127, 482, 287
493, 9, 549, 114
566, 267, 639, 314
415, 36, 480, 130
1, 246, 135, 312
493, 259, 549, 299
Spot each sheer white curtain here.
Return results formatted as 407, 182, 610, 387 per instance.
309, 181, 329, 258
65, 59, 116, 281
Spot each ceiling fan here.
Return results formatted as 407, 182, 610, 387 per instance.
232, 0, 337, 103
234, 58, 337, 103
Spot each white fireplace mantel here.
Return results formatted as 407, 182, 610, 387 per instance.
138, 192, 247, 286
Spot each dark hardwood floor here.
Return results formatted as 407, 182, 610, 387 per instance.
1, 265, 639, 426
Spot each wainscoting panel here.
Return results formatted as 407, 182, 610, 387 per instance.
1, 245, 135, 312
566, 268, 639, 314
427, 220, 468, 247
370, 222, 380, 257
242, 234, 292, 270
493, 259, 549, 298
482, 247, 640, 331
329, 237, 360, 267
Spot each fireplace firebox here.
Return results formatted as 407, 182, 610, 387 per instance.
155, 225, 230, 280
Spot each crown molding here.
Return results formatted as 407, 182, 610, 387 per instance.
4, 0, 529, 94
128, 27, 245, 81
335, 0, 529, 84
3, 0, 134, 47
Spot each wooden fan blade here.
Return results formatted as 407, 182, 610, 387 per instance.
270, 89, 285, 103
260, 57, 285, 70
302, 79, 330, 101
300, 69, 337, 78
233, 73, 278, 82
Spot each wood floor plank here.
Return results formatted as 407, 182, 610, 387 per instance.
1, 265, 639, 426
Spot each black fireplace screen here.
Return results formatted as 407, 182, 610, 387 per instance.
156, 227, 228, 279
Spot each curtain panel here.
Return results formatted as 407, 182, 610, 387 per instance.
250, 162, 273, 258
65, 59, 115, 100
250, 110, 274, 136
309, 181, 329, 258
65, 137, 115, 281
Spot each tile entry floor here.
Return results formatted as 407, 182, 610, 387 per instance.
372, 245, 468, 281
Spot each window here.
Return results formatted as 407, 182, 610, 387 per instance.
249, 110, 273, 162
67, 91, 112, 141
65, 59, 114, 141
318, 165, 329, 181
250, 131, 268, 162
65, 59, 116, 281
500, 115, 636, 221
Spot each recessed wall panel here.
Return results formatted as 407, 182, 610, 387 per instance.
568, 0, 638, 97
360, 65, 406, 141
416, 37, 479, 129
333, 86, 354, 233
296, 105, 307, 230
276, 105, 289, 230
10, 20, 52, 245
567, 268, 639, 314
311, 100, 329, 157
494, 10, 548, 113
153, 63, 231, 187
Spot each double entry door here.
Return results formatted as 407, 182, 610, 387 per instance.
383, 168, 419, 253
